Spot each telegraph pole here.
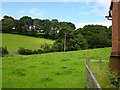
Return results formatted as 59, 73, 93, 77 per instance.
64, 32, 66, 52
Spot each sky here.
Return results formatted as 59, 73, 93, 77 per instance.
1, 0, 112, 29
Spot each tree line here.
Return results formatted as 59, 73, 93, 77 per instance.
1, 15, 112, 52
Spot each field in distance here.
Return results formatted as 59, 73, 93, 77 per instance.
1, 33, 54, 53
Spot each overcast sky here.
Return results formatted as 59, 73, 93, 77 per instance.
1, 0, 112, 29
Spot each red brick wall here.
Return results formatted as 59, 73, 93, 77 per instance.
110, 1, 120, 74
112, 1, 120, 55
118, 2, 120, 52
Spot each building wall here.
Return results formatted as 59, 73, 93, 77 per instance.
119, 2, 120, 53
110, 1, 120, 74
112, 1, 120, 55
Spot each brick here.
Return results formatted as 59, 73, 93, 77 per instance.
110, 1, 120, 74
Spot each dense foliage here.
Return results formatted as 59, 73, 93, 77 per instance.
0, 47, 9, 56
17, 43, 52, 55
1, 15, 112, 52
77, 25, 112, 49
17, 48, 35, 55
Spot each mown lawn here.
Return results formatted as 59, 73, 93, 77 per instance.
2, 48, 111, 88
1, 33, 54, 53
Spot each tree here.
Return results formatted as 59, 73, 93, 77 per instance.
48, 19, 60, 39
107, 26, 112, 40
78, 25, 111, 48
0, 20, 2, 33
42, 19, 51, 36
58, 22, 75, 38
19, 16, 33, 32
2, 15, 14, 33
66, 33, 88, 51
33, 18, 43, 31
1, 15, 112, 51
52, 39, 64, 52
14, 19, 21, 33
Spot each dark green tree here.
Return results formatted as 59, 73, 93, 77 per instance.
77, 25, 111, 48
19, 16, 33, 32
42, 19, 51, 37
33, 18, 43, 31
49, 19, 60, 39
52, 39, 64, 52
14, 19, 21, 33
2, 15, 14, 33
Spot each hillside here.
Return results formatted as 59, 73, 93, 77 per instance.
2, 48, 111, 88
1, 33, 54, 53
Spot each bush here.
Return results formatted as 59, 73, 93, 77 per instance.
108, 71, 120, 88
0, 46, 9, 56
17, 45, 52, 55
40, 43, 52, 53
17, 43, 53, 55
51, 39, 64, 52
33, 49, 42, 54
17, 48, 34, 55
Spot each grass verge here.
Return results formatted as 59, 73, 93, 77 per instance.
89, 61, 117, 88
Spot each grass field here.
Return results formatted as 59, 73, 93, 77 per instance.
1, 33, 54, 53
89, 61, 116, 88
0, 59, 1, 89
2, 48, 111, 88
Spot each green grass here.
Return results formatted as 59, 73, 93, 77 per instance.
2, 48, 111, 88
1, 33, 54, 53
0, 58, 2, 89
89, 61, 116, 88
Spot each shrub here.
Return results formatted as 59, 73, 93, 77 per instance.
51, 39, 64, 52
108, 71, 120, 88
33, 49, 42, 54
0, 46, 9, 56
17, 48, 33, 55
40, 43, 52, 53
17, 47, 51, 55
17, 43, 52, 55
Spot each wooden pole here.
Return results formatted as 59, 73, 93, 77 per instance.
64, 32, 66, 52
